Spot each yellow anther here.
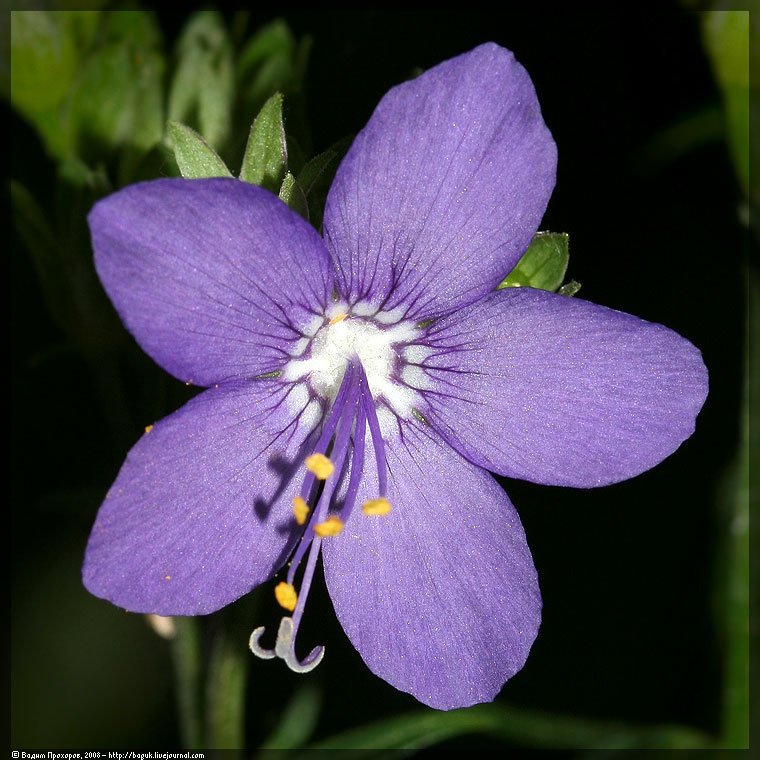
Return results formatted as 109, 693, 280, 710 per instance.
274, 582, 298, 611
329, 313, 348, 325
292, 496, 309, 525
305, 453, 334, 480
362, 497, 392, 516
144, 424, 153, 434
314, 516, 344, 537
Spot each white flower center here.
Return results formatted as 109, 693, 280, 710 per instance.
311, 317, 394, 398
283, 304, 432, 433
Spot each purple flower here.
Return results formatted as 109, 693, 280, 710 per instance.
83, 43, 708, 710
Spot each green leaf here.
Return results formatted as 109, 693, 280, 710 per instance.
61, 11, 165, 163
297, 149, 338, 197
299, 136, 353, 231
10, 11, 82, 157
701, 11, 749, 198
10, 11, 166, 163
238, 19, 295, 80
498, 232, 569, 291
10, 11, 79, 115
279, 172, 309, 219
168, 121, 233, 179
239, 93, 287, 191
309, 704, 712, 753
235, 20, 313, 159
237, 19, 306, 107
68, 42, 136, 151
168, 11, 234, 151
259, 681, 322, 750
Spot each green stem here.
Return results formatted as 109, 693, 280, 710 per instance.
205, 607, 250, 749
171, 616, 204, 749
718, 267, 753, 749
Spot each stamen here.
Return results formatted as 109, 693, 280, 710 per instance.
314, 516, 344, 537
334, 399, 366, 527
274, 582, 297, 611
287, 363, 362, 585
362, 497, 391, 515
305, 453, 334, 480
329, 313, 348, 325
292, 496, 309, 525
251, 356, 392, 678
298, 364, 356, 501
360, 366, 389, 497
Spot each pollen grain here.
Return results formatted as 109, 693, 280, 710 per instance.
362, 497, 392, 516
274, 581, 298, 611
305, 453, 334, 479
314, 516, 344, 537
293, 497, 309, 525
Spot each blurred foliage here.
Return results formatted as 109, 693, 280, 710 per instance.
167, 11, 234, 152
9, 7, 748, 753
697, 9, 751, 752
700, 11, 749, 199
305, 703, 712, 753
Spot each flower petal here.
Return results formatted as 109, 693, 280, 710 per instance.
323, 42, 556, 319
322, 424, 540, 710
83, 379, 318, 615
419, 288, 709, 487
90, 178, 333, 386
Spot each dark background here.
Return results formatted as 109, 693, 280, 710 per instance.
11, 7, 746, 749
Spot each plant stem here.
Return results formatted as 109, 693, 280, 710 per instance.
171, 616, 204, 749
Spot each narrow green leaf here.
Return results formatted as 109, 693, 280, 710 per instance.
239, 93, 287, 191
128, 48, 165, 152
279, 172, 309, 219
296, 149, 338, 197
714, 264, 752, 749
235, 20, 313, 161
301, 136, 353, 231
309, 704, 712, 753
498, 232, 569, 291
237, 20, 299, 110
68, 42, 136, 150
62, 12, 165, 161
168, 121, 232, 179
168, 11, 233, 151
237, 19, 295, 78
198, 44, 234, 152
259, 681, 322, 750
701, 11, 749, 198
